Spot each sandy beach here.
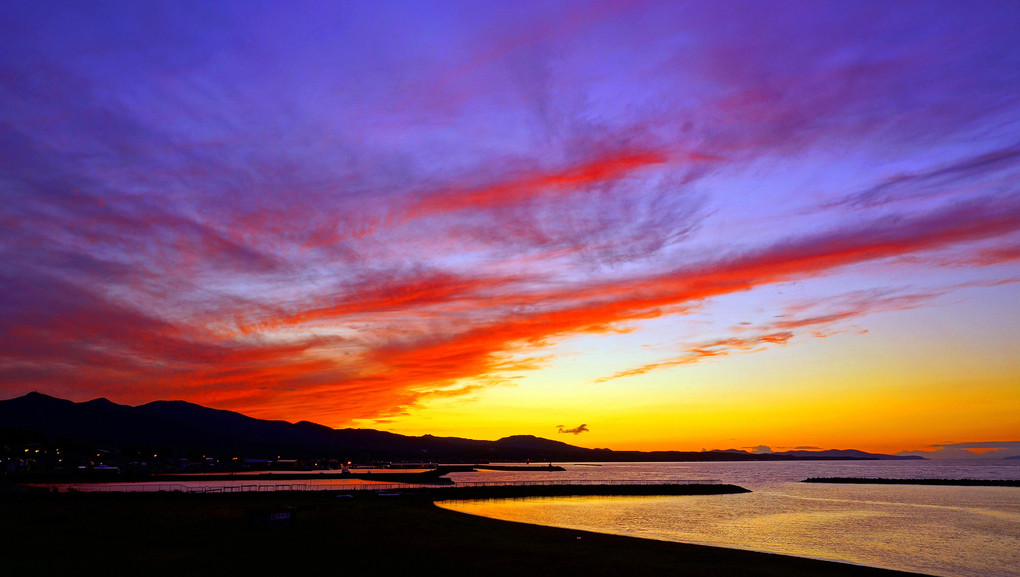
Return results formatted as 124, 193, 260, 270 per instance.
1, 491, 932, 576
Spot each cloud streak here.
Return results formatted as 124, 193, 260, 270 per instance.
831, 143, 1020, 210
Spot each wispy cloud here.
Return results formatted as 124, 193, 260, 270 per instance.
830, 144, 1020, 210
595, 279, 985, 384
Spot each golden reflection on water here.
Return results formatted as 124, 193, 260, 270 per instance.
439, 485, 1020, 577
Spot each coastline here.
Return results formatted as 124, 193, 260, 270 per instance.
1, 490, 932, 577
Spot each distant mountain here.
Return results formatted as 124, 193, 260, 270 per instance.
771, 449, 917, 461
0, 392, 921, 462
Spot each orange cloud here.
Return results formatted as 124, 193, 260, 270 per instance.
595, 332, 795, 383
4, 187, 1018, 426
596, 287, 951, 384
218, 196, 1020, 423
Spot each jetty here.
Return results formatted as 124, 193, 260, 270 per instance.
803, 477, 1019, 487
38, 478, 748, 498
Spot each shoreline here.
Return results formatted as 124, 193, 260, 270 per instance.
1, 490, 932, 576
432, 501, 933, 577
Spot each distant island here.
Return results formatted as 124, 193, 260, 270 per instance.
1, 392, 921, 480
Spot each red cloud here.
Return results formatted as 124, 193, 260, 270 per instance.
4, 194, 1016, 425
225, 196, 1020, 422
404, 151, 670, 219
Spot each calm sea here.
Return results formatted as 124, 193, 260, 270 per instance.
438, 461, 1020, 577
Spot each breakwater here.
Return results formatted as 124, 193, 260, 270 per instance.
432, 481, 747, 500
40, 478, 744, 497
802, 477, 1020, 487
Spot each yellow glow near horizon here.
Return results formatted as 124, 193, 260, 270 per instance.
368, 304, 1020, 455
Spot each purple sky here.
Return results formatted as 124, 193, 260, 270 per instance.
1, 1, 1018, 454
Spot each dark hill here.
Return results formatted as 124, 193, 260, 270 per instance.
0, 392, 921, 462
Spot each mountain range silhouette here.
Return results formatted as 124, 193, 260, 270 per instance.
1, 392, 921, 462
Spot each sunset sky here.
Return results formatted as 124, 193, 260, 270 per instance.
2, 1, 1018, 458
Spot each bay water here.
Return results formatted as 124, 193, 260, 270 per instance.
438, 460, 1020, 577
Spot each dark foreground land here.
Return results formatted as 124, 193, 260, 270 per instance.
804, 477, 1020, 487
1, 490, 932, 577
